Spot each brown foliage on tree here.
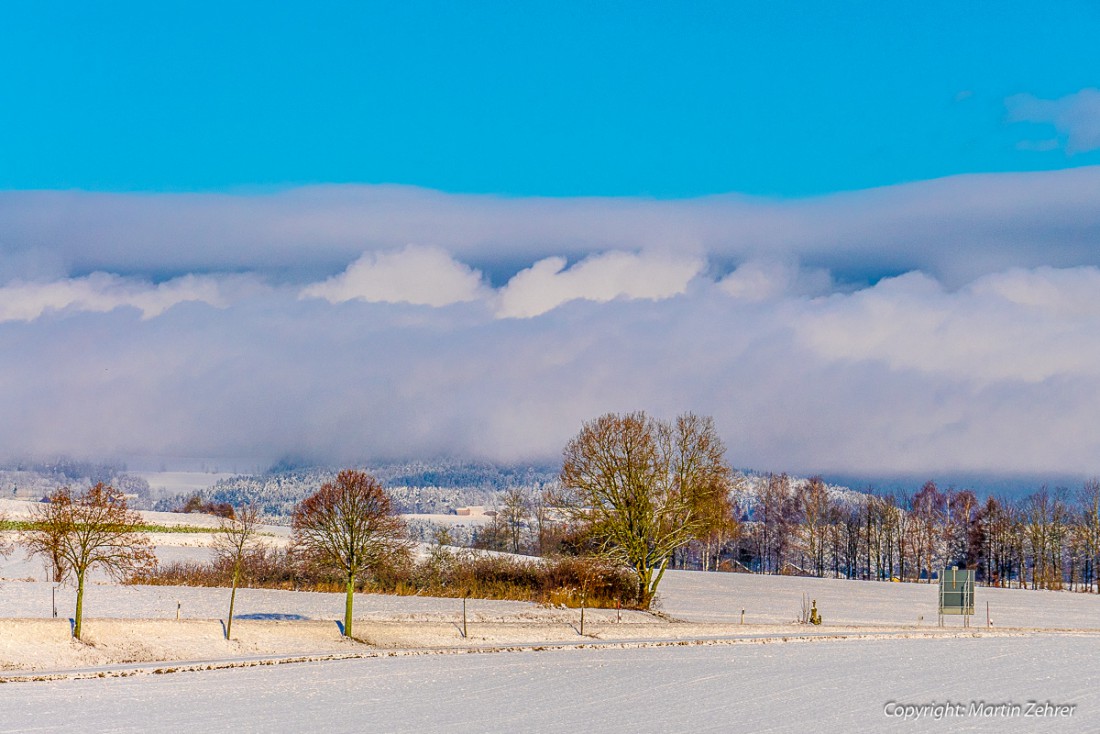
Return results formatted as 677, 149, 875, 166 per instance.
675, 414, 739, 571
177, 494, 236, 519
560, 411, 733, 608
291, 470, 409, 637
20, 483, 156, 639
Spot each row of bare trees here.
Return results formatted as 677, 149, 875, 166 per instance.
4, 471, 408, 640
732, 476, 1100, 592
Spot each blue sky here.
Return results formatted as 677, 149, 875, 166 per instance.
2, 4, 1100, 484
3, 1, 1100, 196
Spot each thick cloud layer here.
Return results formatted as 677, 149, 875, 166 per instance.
2, 168, 1100, 477
2, 167, 1099, 287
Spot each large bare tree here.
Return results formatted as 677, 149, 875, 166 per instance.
291, 470, 408, 638
20, 484, 156, 639
212, 505, 266, 640
560, 411, 732, 607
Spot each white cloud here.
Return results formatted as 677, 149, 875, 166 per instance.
718, 259, 832, 302
792, 267, 1100, 384
4, 264, 1100, 477
1007, 88, 1100, 154
0, 272, 255, 323
496, 250, 704, 318
1, 170, 1100, 478
3, 165, 1099, 291
299, 245, 487, 307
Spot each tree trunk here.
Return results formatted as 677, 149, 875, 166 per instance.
226, 566, 239, 639
74, 570, 85, 640
344, 576, 355, 637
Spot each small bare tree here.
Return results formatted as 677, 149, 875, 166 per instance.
291, 470, 408, 638
499, 487, 530, 554
212, 505, 266, 639
21, 484, 156, 639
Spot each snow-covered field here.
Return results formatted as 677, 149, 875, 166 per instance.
657, 570, 1100, 630
1, 571, 1098, 733
3, 501, 1100, 732
1, 634, 1094, 733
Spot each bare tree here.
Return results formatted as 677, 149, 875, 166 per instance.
756, 474, 796, 574
1078, 480, 1100, 592
1024, 489, 1055, 589
798, 477, 831, 577
560, 411, 732, 607
291, 470, 409, 638
675, 414, 737, 572
498, 487, 530, 555
212, 505, 266, 639
893, 492, 913, 581
20, 484, 156, 639
912, 481, 944, 582
531, 485, 556, 556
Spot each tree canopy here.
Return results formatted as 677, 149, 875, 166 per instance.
21, 483, 156, 639
560, 411, 733, 607
291, 469, 408, 637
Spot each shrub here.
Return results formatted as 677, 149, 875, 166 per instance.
130, 549, 642, 607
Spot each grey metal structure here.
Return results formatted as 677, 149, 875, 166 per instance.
939, 567, 975, 626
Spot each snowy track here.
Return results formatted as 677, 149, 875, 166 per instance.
1, 626, 1052, 683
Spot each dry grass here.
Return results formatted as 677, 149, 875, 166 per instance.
128, 548, 642, 608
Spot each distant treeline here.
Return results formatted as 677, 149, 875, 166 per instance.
168, 461, 560, 520
0, 460, 151, 505
719, 475, 1100, 591
11, 456, 1100, 593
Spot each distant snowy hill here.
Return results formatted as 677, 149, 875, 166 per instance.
1, 456, 879, 524
185, 461, 560, 522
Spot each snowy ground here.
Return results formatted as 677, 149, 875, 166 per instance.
1, 635, 1094, 733
3, 502, 1099, 732
657, 570, 1100, 629
2, 573, 1098, 733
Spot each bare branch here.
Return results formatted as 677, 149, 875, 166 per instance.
19, 483, 156, 638
291, 470, 409, 636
